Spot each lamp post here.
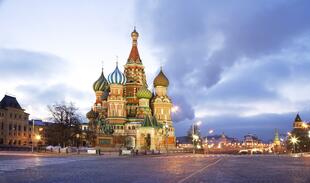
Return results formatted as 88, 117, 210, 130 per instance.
35, 134, 41, 152
76, 133, 80, 154
192, 121, 201, 154
205, 129, 214, 154
163, 122, 169, 154
31, 120, 34, 153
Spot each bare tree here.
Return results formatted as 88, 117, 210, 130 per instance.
45, 102, 82, 147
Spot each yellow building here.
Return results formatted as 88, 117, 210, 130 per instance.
87, 29, 176, 151
0, 95, 30, 146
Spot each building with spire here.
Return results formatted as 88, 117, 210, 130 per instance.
288, 113, 310, 153
273, 129, 281, 146
87, 29, 176, 151
293, 113, 306, 129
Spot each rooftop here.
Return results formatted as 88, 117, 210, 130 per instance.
0, 95, 22, 110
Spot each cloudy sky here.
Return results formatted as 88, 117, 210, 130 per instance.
1, 0, 310, 140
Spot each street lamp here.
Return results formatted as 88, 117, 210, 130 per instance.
35, 134, 41, 152
31, 120, 35, 153
76, 133, 80, 154
205, 129, 214, 154
162, 122, 169, 154
290, 136, 299, 153
35, 134, 41, 141
192, 121, 201, 154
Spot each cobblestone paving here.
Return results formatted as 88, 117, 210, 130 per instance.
182, 156, 310, 183
0, 154, 309, 183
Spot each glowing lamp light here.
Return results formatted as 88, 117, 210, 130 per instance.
35, 135, 41, 141
171, 106, 179, 113
290, 136, 299, 145
196, 121, 202, 126
165, 123, 169, 128
302, 123, 308, 128
192, 134, 199, 140
287, 132, 292, 136
208, 129, 214, 134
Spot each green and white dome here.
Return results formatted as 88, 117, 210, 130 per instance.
93, 70, 109, 92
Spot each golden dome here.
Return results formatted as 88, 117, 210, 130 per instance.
86, 109, 98, 119
153, 68, 169, 87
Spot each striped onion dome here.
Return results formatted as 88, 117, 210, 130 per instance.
93, 70, 109, 92
154, 68, 169, 87
108, 63, 127, 85
136, 85, 152, 99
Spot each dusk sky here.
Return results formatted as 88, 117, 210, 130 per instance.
1, 0, 310, 140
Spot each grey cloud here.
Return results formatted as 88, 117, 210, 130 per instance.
135, 0, 310, 137
136, 0, 310, 89
175, 111, 309, 141
16, 84, 89, 106
171, 93, 195, 122
0, 48, 66, 81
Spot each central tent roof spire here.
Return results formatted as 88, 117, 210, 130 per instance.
127, 27, 141, 64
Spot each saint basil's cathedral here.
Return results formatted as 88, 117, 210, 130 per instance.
86, 29, 176, 151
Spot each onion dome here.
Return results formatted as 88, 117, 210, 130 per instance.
93, 69, 109, 92
131, 27, 139, 40
153, 68, 169, 87
86, 109, 98, 119
108, 63, 127, 85
136, 85, 152, 99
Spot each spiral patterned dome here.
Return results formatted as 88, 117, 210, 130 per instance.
93, 70, 109, 92
153, 68, 169, 87
136, 85, 152, 99
108, 64, 127, 85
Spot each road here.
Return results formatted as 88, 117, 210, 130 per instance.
0, 153, 309, 183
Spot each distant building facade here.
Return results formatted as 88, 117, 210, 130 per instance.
0, 95, 30, 146
29, 119, 53, 146
293, 113, 309, 129
243, 133, 261, 147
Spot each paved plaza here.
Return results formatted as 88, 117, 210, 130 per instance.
0, 153, 309, 183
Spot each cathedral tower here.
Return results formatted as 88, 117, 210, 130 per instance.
136, 84, 152, 119
124, 28, 147, 118
107, 62, 127, 124
151, 68, 172, 125
92, 69, 109, 117
151, 67, 175, 145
